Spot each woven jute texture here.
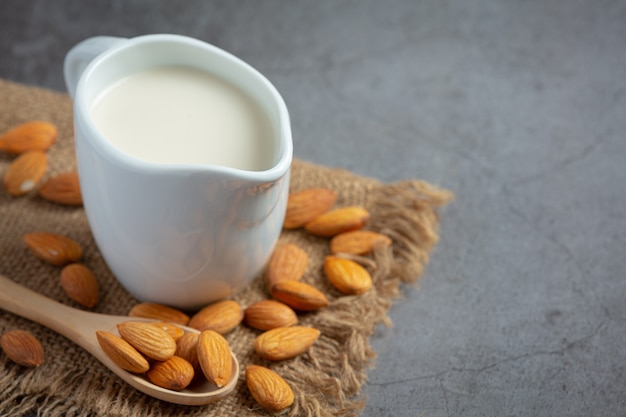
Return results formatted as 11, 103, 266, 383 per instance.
0, 78, 453, 417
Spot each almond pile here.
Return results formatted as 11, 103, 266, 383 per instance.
103, 299, 306, 410
95, 320, 235, 391
1, 121, 82, 204
3, 121, 395, 413
273, 187, 391, 299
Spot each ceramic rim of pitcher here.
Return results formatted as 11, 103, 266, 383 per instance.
73, 33, 293, 183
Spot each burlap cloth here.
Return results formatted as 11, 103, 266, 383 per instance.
0, 78, 453, 417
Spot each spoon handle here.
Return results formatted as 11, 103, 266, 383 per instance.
0, 274, 109, 346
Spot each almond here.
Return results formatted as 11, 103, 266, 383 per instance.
254, 326, 320, 361
265, 243, 308, 286
246, 365, 294, 412
188, 300, 243, 335
60, 263, 99, 307
23, 232, 83, 266
0, 121, 57, 154
304, 206, 370, 237
323, 256, 373, 295
150, 322, 185, 342
197, 330, 233, 388
175, 332, 200, 370
3, 151, 47, 196
117, 321, 176, 361
270, 280, 329, 311
95, 330, 149, 373
146, 356, 195, 391
283, 188, 337, 229
330, 230, 392, 255
0, 330, 44, 367
38, 172, 82, 206
244, 300, 298, 331
128, 302, 190, 326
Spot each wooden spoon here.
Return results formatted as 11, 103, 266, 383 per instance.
0, 274, 239, 405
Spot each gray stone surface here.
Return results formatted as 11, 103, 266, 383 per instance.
1, 1, 625, 416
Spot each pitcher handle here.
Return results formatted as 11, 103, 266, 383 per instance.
64, 36, 127, 98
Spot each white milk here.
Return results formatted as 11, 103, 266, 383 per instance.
90, 65, 275, 171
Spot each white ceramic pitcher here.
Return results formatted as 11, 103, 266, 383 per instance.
64, 34, 292, 310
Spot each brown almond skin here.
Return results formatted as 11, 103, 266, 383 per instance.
38, 172, 83, 206
264, 243, 308, 286
175, 332, 200, 370
117, 321, 176, 361
244, 300, 298, 331
246, 365, 294, 412
3, 151, 47, 196
60, 263, 99, 308
188, 300, 243, 335
146, 356, 194, 391
0, 330, 44, 367
270, 280, 329, 311
128, 302, 190, 326
23, 232, 83, 266
197, 330, 233, 388
96, 331, 149, 373
283, 188, 337, 229
150, 322, 185, 342
323, 256, 373, 295
254, 326, 321, 361
0, 121, 57, 154
304, 206, 370, 237
330, 230, 392, 255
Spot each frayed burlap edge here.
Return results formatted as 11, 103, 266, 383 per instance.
276, 176, 454, 417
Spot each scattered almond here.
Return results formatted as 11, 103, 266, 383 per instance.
244, 300, 298, 331
0, 330, 44, 367
265, 243, 308, 286
270, 280, 329, 311
117, 321, 176, 361
128, 302, 190, 326
95, 330, 149, 373
197, 330, 233, 388
323, 256, 373, 295
254, 326, 320, 361
188, 300, 243, 335
146, 356, 195, 391
283, 188, 337, 229
3, 150, 47, 196
175, 332, 200, 370
60, 263, 99, 307
305, 206, 370, 237
38, 172, 82, 205
246, 365, 294, 413
330, 230, 392, 255
150, 322, 185, 342
23, 232, 83, 266
0, 121, 57, 154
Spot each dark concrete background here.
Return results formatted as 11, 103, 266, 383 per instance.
1, 1, 625, 416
